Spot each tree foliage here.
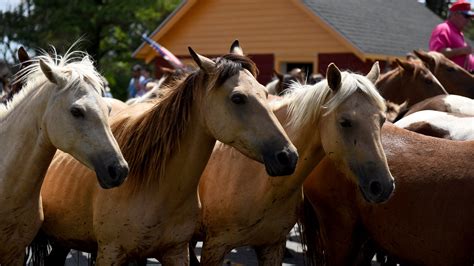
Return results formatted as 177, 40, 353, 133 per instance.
0, 0, 180, 100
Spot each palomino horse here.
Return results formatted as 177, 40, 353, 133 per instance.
395, 110, 474, 140
195, 62, 394, 265
266, 68, 306, 96
36, 41, 298, 265
302, 123, 474, 265
376, 58, 447, 107
413, 50, 474, 98
0, 49, 128, 265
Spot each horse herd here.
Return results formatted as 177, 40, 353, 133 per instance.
0, 40, 472, 266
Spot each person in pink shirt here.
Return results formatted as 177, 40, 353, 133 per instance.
429, 0, 474, 72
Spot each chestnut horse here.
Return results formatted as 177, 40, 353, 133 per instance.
376, 58, 447, 107
302, 123, 474, 265
413, 50, 474, 99
0, 48, 128, 265
395, 110, 474, 141
195, 62, 394, 265
36, 41, 298, 265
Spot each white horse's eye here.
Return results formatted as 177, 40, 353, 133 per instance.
70, 107, 85, 119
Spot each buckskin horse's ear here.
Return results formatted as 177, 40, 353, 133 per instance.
413, 49, 436, 72
366, 61, 380, 84
326, 63, 342, 92
230, 40, 244, 56
188, 47, 215, 73
395, 58, 414, 73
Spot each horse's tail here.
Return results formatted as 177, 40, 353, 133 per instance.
28, 230, 50, 266
298, 196, 325, 266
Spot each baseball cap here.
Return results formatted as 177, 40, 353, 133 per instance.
450, 0, 474, 16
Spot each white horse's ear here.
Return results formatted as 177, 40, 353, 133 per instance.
366, 61, 380, 83
39, 59, 65, 85
230, 40, 244, 56
326, 63, 341, 92
188, 47, 215, 73
413, 49, 436, 71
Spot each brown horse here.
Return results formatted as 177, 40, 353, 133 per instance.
36, 41, 298, 265
195, 62, 394, 265
0, 47, 32, 104
413, 50, 474, 99
376, 58, 447, 107
395, 110, 474, 141
302, 123, 474, 265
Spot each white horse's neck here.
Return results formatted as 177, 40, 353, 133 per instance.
0, 83, 56, 206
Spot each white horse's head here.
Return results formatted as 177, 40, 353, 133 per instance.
20, 50, 129, 188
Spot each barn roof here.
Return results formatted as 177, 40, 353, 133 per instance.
133, 0, 443, 60
300, 0, 443, 58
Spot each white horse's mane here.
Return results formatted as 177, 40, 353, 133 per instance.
282, 71, 386, 130
0, 47, 104, 119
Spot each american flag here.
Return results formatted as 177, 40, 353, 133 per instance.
142, 34, 185, 69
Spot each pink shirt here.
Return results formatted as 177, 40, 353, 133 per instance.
429, 21, 474, 71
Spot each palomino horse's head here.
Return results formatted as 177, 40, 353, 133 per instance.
413, 50, 474, 98
189, 41, 298, 176
17, 50, 129, 188
319, 63, 394, 203
376, 58, 447, 106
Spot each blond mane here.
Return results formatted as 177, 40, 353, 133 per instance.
283, 71, 386, 131
0, 48, 103, 121
112, 53, 258, 192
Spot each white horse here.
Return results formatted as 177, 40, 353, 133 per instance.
395, 110, 474, 141
0, 48, 129, 265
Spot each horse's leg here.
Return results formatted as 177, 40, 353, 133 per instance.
157, 243, 189, 266
254, 242, 285, 266
199, 240, 229, 266
95, 245, 128, 266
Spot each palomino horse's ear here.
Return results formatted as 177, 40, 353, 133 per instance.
366, 61, 380, 84
230, 40, 244, 56
326, 63, 342, 92
39, 59, 65, 85
188, 47, 215, 73
413, 50, 436, 71
395, 58, 414, 73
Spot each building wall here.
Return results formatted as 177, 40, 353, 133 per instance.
154, 0, 350, 72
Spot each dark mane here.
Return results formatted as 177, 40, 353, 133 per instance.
112, 53, 257, 191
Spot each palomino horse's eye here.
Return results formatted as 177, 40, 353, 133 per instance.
70, 107, 85, 119
231, 94, 246, 105
339, 118, 352, 128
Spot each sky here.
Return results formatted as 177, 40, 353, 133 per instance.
0, 0, 21, 11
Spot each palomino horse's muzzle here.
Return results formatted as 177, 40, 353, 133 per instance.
263, 145, 298, 176
354, 161, 395, 204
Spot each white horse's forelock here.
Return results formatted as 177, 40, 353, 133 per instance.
284, 71, 386, 130
0, 47, 104, 119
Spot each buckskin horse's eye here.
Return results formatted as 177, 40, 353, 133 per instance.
447, 67, 456, 72
231, 94, 246, 105
340, 118, 352, 128
70, 107, 85, 119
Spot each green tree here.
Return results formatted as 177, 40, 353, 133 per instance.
0, 0, 180, 100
